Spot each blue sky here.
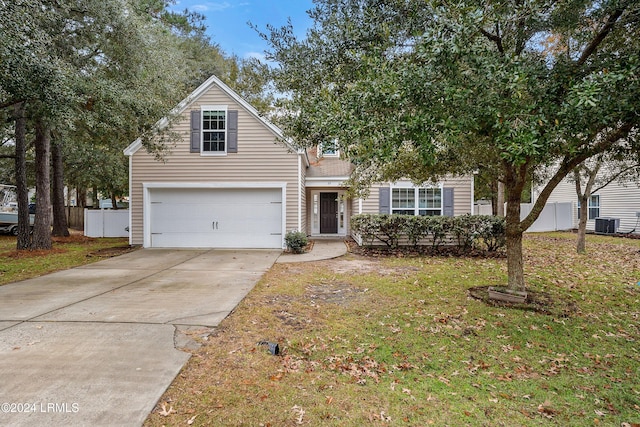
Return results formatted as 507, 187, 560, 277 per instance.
172, 0, 314, 60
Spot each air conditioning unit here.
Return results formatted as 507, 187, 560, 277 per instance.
594, 217, 620, 234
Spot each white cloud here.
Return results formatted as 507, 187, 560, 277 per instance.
186, 2, 232, 12
244, 51, 266, 61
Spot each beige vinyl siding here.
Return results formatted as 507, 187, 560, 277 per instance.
130, 85, 299, 245
359, 185, 381, 214
544, 176, 640, 232
596, 180, 640, 232
358, 176, 474, 216
441, 176, 473, 216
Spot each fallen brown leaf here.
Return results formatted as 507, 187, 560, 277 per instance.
158, 403, 175, 417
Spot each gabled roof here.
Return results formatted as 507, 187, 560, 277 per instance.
123, 74, 300, 156
306, 147, 354, 178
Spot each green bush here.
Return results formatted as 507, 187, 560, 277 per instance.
285, 230, 308, 254
351, 214, 506, 253
452, 214, 482, 251
476, 215, 507, 252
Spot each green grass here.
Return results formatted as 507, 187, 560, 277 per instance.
142, 232, 635, 425
0, 233, 130, 286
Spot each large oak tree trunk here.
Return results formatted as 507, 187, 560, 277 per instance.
496, 181, 505, 217
14, 103, 31, 250
51, 139, 70, 237
32, 119, 52, 250
505, 188, 525, 292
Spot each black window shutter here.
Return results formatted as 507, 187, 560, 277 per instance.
379, 187, 390, 214
443, 187, 454, 217
190, 110, 201, 153
227, 110, 238, 153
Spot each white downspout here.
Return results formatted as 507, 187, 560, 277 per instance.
128, 155, 133, 245
470, 173, 475, 215
297, 154, 302, 231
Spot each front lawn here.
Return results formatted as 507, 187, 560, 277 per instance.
0, 232, 131, 286
146, 232, 640, 426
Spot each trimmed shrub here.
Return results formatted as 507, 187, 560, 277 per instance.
451, 214, 483, 251
352, 214, 409, 248
406, 215, 431, 248
351, 214, 506, 253
285, 230, 308, 254
476, 215, 506, 252
425, 216, 455, 250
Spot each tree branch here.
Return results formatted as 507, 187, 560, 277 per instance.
574, 169, 582, 197
592, 163, 640, 193
514, 9, 526, 56
583, 161, 602, 197
0, 99, 26, 110
479, 27, 504, 54
576, 5, 627, 67
521, 122, 633, 230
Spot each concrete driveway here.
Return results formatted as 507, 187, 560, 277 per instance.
0, 249, 280, 426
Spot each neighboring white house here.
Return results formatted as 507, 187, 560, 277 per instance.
534, 174, 640, 234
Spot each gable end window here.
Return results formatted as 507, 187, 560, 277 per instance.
319, 139, 339, 157
190, 107, 237, 154
202, 106, 227, 155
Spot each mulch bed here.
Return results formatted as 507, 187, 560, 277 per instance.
52, 235, 95, 244
0, 248, 67, 259
467, 285, 579, 317
88, 246, 138, 257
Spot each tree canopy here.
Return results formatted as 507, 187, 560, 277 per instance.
262, 0, 640, 291
1, 0, 271, 248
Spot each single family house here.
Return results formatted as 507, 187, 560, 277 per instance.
124, 75, 474, 249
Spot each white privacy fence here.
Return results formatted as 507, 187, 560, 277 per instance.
521, 202, 573, 232
473, 203, 493, 215
84, 209, 129, 238
475, 202, 573, 232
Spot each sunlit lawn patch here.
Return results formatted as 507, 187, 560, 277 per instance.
145, 232, 640, 426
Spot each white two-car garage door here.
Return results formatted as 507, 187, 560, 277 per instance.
148, 187, 283, 248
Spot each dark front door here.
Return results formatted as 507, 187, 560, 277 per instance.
320, 192, 338, 233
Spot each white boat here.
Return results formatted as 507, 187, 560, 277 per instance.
0, 211, 19, 235
0, 211, 34, 235
0, 185, 35, 235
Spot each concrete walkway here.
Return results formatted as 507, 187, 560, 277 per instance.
0, 249, 280, 426
276, 239, 347, 263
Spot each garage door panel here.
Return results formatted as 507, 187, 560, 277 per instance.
151, 204, 216, 233
151, 188, 279, 204
214, 203, 281, 222
148, 187, 283, 249
151, 231, 281, 249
